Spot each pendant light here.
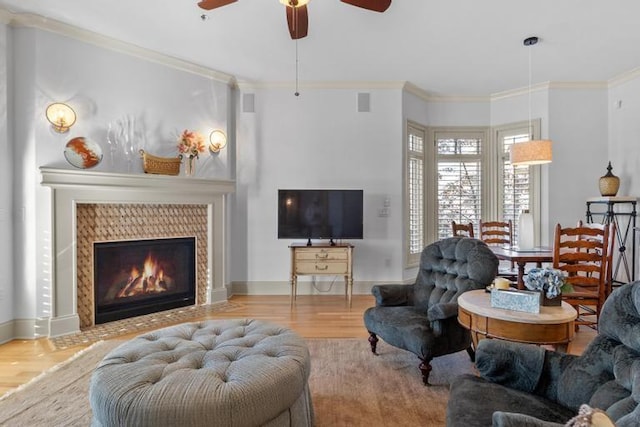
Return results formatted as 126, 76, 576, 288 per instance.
510, 36, 552, 166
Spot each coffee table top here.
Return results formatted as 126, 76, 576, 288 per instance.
458, 289, 577, 324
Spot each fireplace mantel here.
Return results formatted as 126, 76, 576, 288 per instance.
40, 167, 235, 194
40, 167, 235, 337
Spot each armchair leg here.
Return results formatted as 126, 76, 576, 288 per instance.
466, 346, 475, 362
368, 332, 378, 354
419, 359, 433, 386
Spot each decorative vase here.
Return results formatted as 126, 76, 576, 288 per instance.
599, 161, 620, 197
518, 210, 535, 250
185, 154, 196, 176
541, 292, 562, 306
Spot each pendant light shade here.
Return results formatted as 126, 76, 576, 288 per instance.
510, 139, 552, 166
510, 36, 553, 166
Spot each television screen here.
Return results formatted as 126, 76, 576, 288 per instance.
278, 189, 363, 241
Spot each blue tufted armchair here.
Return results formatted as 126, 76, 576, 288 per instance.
363, 237, 499, 385
446, 281, 640, 426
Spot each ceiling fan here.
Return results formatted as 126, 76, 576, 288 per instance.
197, 0, 392, 39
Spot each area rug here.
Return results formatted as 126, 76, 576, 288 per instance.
0, 338, 475, 426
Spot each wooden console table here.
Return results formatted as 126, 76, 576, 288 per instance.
458, 290, 577, 352
289, 243, 354, 307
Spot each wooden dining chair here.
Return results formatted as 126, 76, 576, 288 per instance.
553, 221, 613, 329
479, 220, 517, 280
479, 220, 513, 246
452, 221, 474, 238
576, 220, 616, 299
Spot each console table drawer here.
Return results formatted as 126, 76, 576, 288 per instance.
295, 249, 349, 261
295, 261, 348, 275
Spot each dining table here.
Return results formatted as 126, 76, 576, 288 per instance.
489, 246, 553, 289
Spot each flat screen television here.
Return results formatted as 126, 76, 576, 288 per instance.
278, 189, 363, 245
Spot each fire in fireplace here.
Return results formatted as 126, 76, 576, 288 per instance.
94, 237, 196, 324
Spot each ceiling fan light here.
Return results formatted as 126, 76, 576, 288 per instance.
279, 0, 310, 7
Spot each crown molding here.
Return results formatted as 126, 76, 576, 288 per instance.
403, 82, 489, 103
490, 82, 551, 101
4, 7, 635, 98
491, 81, 608, 101
0, 8, 235, 85
235, 80, 407, 92
608, 66, 640, 88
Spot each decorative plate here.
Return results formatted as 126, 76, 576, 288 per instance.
64, 137, 103, 169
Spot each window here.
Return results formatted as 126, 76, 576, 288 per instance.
404, 120, 542, 268
434, 129, 486, 240
495, 120, 541, 246
405, 123, 425, 266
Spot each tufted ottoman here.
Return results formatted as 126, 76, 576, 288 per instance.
89, 319, 313, 427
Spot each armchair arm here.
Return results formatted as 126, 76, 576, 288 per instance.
477, 340, 579, 399
427, 302, 458, 321
371, 284, 412, 307
475, 340, 547, 393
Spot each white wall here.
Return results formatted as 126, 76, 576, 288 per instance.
608, 73, 640, 281
8, 26, 232, 338
0, 22, 13, 328
609, 75, 640, 196
232, 87, 404, 294
547, 87, 608, 235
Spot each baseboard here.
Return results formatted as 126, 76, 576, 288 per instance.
0, 319, 13, 344
228, 280, 405, 296
209, 286, 228, 304
49, 314, 81, 338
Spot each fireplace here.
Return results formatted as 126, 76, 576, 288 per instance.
94, 237, 197, 324
41, 168, 234, 338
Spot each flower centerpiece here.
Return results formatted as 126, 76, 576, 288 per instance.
524, 267, 573, 306
177, 130, 206, 175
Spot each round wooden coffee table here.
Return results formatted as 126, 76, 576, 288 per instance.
458, 289, 577, 352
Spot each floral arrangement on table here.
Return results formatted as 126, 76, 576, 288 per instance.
177, 130, 206, 159
524, 267, 573, 299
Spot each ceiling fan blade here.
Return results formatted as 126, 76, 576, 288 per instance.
286, 5, 309, 40
340, 0, 391, 13
197, 0, 237, 11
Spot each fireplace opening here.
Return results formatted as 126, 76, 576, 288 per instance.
94, 237, 196, 324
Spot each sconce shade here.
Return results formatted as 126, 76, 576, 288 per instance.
209, 130, 227, 153
46, 103, 76, 133
510, 139, 552, 166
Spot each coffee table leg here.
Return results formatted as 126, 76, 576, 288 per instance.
470, 330, 482, 351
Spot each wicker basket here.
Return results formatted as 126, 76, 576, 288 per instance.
139, 149, 182, 175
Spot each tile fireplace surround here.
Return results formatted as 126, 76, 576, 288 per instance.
40, 168, 235, 338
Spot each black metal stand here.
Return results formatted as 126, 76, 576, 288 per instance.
586, 196, 638, 286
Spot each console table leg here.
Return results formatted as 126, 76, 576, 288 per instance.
290, 276, 297, 307
346, 276, 353, 308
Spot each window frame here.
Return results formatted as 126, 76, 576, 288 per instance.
404, 121, 427, 267
492, 119, 543, 246
427, 126, 490, 244
403, 119, 544, 269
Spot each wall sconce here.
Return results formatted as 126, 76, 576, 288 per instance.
209, 130, 227, 154
46, 103, 76, 133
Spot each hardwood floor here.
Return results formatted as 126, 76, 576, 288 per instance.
0, 294, 596, 397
